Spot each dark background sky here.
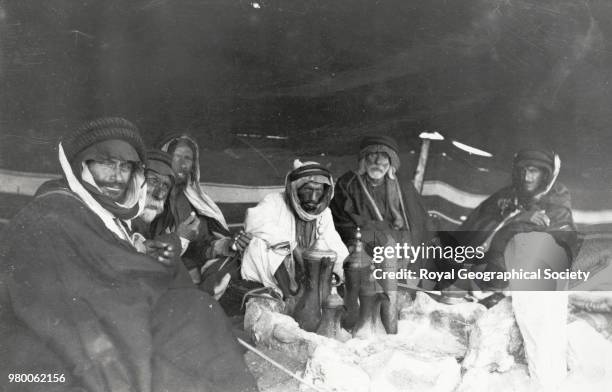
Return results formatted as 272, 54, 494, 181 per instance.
1, 0, 611, 198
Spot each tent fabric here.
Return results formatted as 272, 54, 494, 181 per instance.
0, 183, 256, 392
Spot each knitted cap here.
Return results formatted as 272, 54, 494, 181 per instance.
146, 149, 175, 178
62, 117, 146, 164
513, 149, 555, 175
359, 135, 401, 170
359, 135, 399, 153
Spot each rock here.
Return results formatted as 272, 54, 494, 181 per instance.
569, 291, 612, 313
244, 296, 285, 336
245, 350, 301, 392
455, 365, 535, 392
395, 319, 466, 358
567, 319, 612, 379
302, 345, 370, 392
400, 292, 486, 345
563, 320, 612, 392
462, 297, 523, 372
245, 296, 325, 360
273, 322, 304, 344
569, 310, 612, 342
397, 291, 486, 358
360, 350, 460, 392
570, 237, 612, 291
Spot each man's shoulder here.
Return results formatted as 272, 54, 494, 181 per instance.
258, 191, 286, 205
32, 180, 84, 210
6, 182, 89, 234
542, 182, 572, 209
336, 171, 358, 187
247, 192, 288, 216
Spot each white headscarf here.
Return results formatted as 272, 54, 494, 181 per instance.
58, 142, 147, 245
285, 159, 334, 222
160, 135, 228, 231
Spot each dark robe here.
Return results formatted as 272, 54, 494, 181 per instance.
457, 182, 578, 262
331, 171, 433, 253
434, 182, 579, 290
149, 189, 230, 272
0, 181, 256, 392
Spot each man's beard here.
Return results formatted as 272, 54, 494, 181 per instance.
96, 180, 128, 202
174, 171, 190, 186
517, 179, 545, 199
300, 201, 319, 213
366, 164, 389, 180
140, 198, 165, 223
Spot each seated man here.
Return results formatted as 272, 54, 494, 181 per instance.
132, 149, 229, 300
241, 160, 348, 299
158, 134, 252, 284
449, 148, 578, 291
0, 118, 256, 392
331, 135, 432, 267
458, 149, 578, 391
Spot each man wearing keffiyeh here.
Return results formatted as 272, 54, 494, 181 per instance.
158, 134, 252, 286
0, 118, 257, 392
331, 135, 433, 264
241, 159, 348, 299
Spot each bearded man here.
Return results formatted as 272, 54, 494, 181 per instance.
331, 135, 432, 263
132, 149, 230, 300
452, 148, 578, 290
241, 160, 348, 298
158, 134, 252, 284
446, 149, 579, 391
0, 118, 256, 392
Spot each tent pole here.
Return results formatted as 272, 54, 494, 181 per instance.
413, 138, 430, 194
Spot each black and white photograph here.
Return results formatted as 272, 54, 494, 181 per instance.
1, 1, 611, 391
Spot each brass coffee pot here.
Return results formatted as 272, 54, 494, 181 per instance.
293, 234, 337, 332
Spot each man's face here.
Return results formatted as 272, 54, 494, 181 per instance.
297, 182, 325, 213
141, 171, 172, 223
364, 152, 390, 180
171, 143, 194, 185
87, 159, 134, 202
519, 165, 545, 195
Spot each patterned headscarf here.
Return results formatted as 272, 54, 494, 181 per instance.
285, 159, 334, 222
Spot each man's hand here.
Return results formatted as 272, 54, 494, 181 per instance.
211, 231, 254, 257
144, 240, 176, 266
231, 231, 253, 252
514, 209, 550, 227
177, 212, 200, 241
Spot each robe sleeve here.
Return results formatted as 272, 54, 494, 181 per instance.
320, 209, 349, 281
240, 195, 291, 294
182, 215, 216, 270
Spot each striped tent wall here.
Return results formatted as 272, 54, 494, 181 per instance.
2, 163, 612, 232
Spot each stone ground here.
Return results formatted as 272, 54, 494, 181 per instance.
238, 292, 612, 392
231, 315, 304, 392
244, 349, 302, 392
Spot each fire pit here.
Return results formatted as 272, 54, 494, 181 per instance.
243, 291, 612, 392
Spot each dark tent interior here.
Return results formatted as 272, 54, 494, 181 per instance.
1, 0, 611, 228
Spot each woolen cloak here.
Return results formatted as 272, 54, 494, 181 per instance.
331, 171, 433, 252
0, 182, 256, 392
